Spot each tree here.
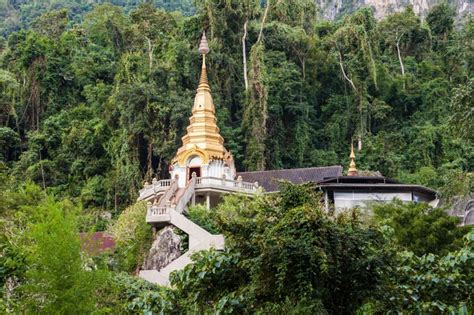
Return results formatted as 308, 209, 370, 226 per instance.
169, 183, 391, 313
376, 231, 474, 313
379, 6, 428, 83
18, 197, 102, 313
427, 3, 455, 41
31, 8, 68, 39
0, 179, 105, 313
108, 201, 152, 272
371, 200, 469, 256
0, 127, 20, 163
450, 78, 474, 142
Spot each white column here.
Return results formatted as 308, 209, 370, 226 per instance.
206, 192, 210, 210
324, 192, 329, 212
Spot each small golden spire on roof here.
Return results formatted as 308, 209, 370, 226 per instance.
198, 32, 209, 89
348, 142, 358, 176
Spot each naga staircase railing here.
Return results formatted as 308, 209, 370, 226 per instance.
175, 174, 197, 214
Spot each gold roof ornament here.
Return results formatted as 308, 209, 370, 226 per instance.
347, 142, 358, 176
172, 32, 233, 167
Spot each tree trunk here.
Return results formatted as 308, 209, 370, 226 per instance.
147, 141, 153, 181
242, 20, 249, 91
257, 1, 271, 44
338, 51, 357, 93
396, 33, 406, 89
145, 37, 155, 71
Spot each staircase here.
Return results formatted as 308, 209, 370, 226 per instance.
139, 174, 225, 286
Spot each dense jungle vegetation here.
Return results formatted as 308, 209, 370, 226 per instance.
0, 1, 473, 313
0, 1, 472, 214
1, 179, 472, 313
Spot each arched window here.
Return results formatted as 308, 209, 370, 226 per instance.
187, 155, 202, 166
187, 155, 202, 180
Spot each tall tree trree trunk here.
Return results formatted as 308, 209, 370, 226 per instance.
242, 20, 249, 91
146, 141, 153, 181
257, 1, 270, 44
145, 37, 155, 71
396, 32, 406, 89
338, 51, 357, 93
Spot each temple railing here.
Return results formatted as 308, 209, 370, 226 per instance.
175, 176, 197, 214
148, 205, 172, 216
157, 180, 178, 207
139, 179, 174, 201
141, 175, 258, 206
195, 176, 258, 193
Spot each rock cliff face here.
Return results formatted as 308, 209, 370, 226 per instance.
142, 226, 182, 271
316, 0, 472, 20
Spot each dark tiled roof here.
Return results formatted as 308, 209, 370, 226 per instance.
318, 176, 400, 184
238, 165, 343, 192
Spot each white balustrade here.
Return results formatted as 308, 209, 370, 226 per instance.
195, 176, 257, 193
139, 179, 176, 201
175, 175, 197, 213
149, 205, 170, 216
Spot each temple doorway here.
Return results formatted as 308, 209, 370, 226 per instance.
189, 167, 201, 180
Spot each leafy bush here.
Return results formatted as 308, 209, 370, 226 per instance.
17, 197, 105, 314
186, 204, 219, 234
371, 200, 469, 255
108, 201, 152, 272
170, 183, 391, 314
376, 231, 474, 313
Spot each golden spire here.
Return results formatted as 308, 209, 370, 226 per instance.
172, 32, 233, 167
347, 142, 358, 176
198, 32, 209, 89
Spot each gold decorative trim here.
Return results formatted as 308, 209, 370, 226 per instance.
177, 147, 209, 166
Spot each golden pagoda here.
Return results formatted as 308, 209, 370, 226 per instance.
170, 32, 234, 184
347, 142, 358, 176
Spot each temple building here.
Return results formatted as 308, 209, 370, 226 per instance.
137, 33, 440, 285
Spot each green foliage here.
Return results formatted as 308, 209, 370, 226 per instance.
0, 177, 107, 313
31, 8, 68, 39
186, 204, 219, 234
170, 184, 391, 314
377, 231, 474, 313
96, 272, 177, 314
427, 3, 456, 38
108, 201, 152, 272
18, 197, 102, 313
372, 200, 469, 256
0, 127, 20, 163
0, 1, 470, 212
450, 78, 474, 142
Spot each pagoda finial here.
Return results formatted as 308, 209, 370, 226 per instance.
198, 32, 209, 89
348, 142, 358, 176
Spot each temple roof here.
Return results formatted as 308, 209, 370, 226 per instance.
172, 32, 232, 167
318, 176, 438, 198
238, 166, 343, 192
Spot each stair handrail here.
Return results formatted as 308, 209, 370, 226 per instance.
175, 174, 196, 213
157, 179, 178, 207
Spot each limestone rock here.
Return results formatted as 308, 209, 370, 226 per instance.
315, 0, 472, 21
142, 225, 182, 270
